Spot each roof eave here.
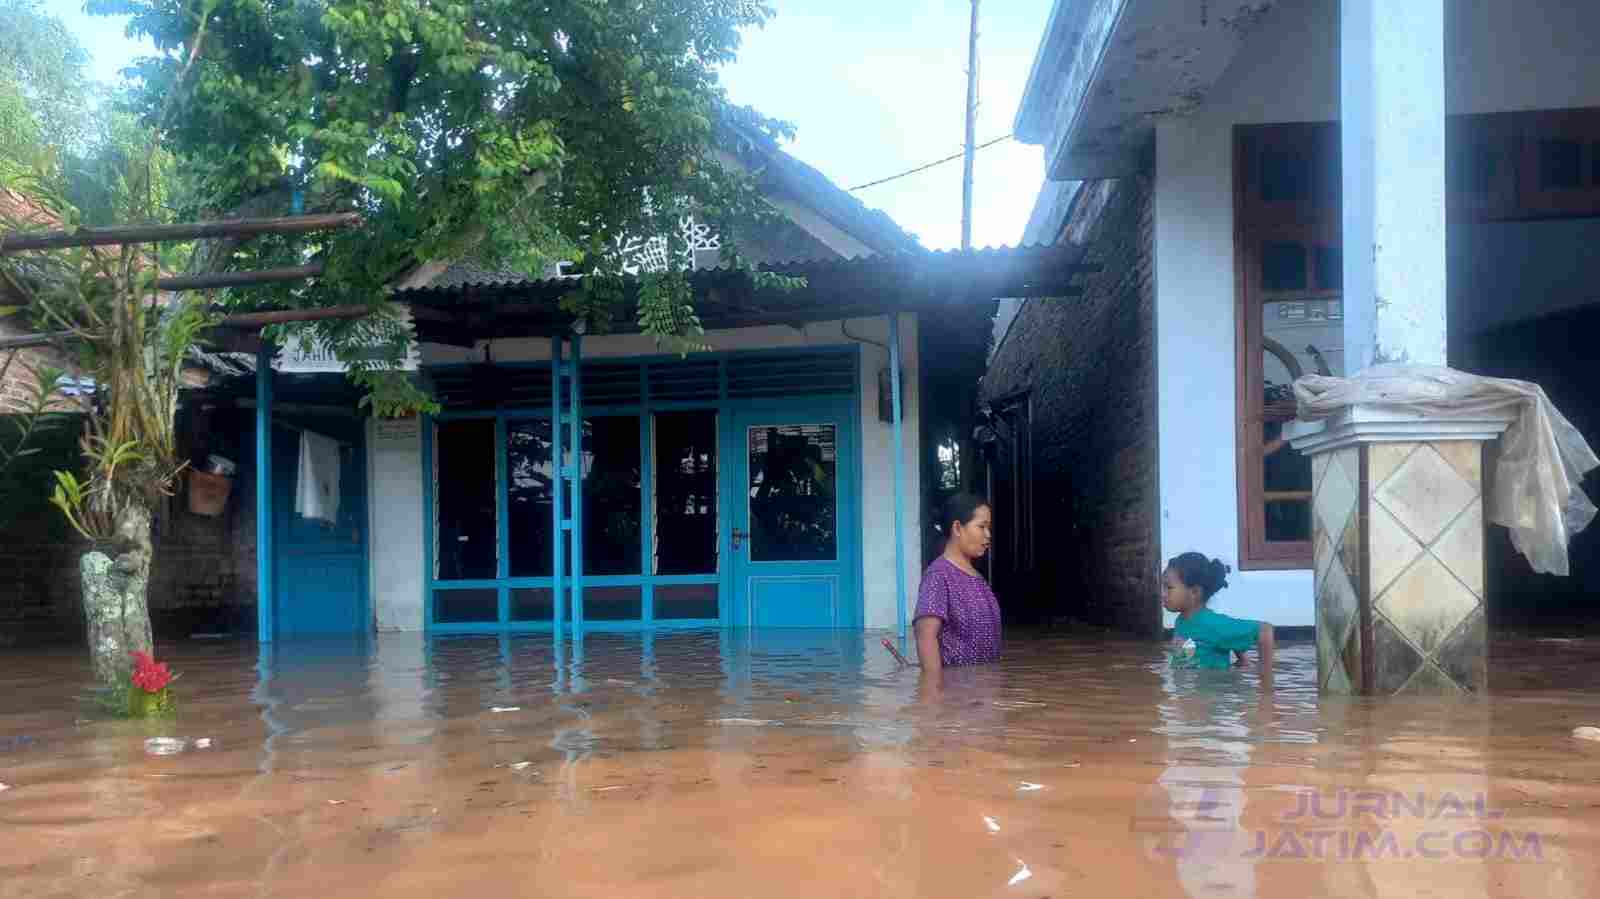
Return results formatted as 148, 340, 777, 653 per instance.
1014, 0, 1130, 147
398, 246, 1099, 343
1019, 0, 1281, 181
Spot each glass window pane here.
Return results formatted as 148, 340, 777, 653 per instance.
1263, 430, 1313, 494
1258, 233, 1338, 550
436, 589, 498, 623
508, 419, 555, 577
581, 417, 642, 576
1539, 139, 1583, 190
511, 587, 554, 622
654, 412, 718, 575
435, 419, 497, 581
1449, 142, 1501, 195
748, 424, 838, 562
1263, 419, 1314, 544
580, 586, 642, 622
1261, 242, 1307, 291
1315, 246, 1343, 291
655, 584, 719, 620
1260, 148, 1311, 204
1264, 499, 1313, 543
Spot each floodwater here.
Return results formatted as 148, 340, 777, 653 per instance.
3, 632, 1600, 898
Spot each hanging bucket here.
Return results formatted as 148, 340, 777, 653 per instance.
187, 469, 232, 517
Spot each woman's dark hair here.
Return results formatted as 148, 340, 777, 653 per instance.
926, 493, 990, 559
1167, 552, 1232, 601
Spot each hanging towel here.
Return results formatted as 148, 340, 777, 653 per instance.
295, 431, 342, 524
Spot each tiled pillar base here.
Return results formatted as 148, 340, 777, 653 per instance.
1290, 408, 1511, 694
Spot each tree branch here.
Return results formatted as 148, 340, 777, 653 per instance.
390, 171, 551, 291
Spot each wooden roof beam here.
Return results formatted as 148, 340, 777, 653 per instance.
1, 212, 363, 253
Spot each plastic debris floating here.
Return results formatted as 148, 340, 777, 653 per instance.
144, 737, 187, 756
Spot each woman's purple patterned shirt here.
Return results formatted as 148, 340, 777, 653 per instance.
913, 558, 1002, 666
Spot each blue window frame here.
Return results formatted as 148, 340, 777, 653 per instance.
421, 346, 860, 633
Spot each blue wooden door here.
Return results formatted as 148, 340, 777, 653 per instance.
273, 424, 369, 637
728, 399, 859, 628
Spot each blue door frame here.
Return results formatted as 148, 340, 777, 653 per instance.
419, 344, 865, 633
727, 397, 862, 628
253, 345, 373, 642
270, 422, 370, 638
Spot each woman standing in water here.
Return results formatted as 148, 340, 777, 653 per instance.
913, 494, 1002, 677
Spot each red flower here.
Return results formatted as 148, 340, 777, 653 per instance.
129, 650, 173, 693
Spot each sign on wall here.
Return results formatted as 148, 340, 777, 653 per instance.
375, 416, 420, 444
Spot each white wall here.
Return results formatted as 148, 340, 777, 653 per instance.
854, 315, 923, 631
370, 315, 922, 631
1152, 0, 1338, 628
1151, 0, 1600, 628
368, 416, 426, 631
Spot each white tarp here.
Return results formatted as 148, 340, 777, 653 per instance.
1294, 365, 1600, 576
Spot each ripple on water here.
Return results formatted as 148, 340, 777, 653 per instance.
3, 632, 1600, 897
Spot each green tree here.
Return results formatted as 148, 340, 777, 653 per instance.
0, 2, 202, 691
0, 0, 96, 183
0, 0, 190, 228
95, 0, 794, 414
0, 0, 797, 689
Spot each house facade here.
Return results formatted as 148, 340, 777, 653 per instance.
990, 0, 1600, 641
223, 134, 1079, 641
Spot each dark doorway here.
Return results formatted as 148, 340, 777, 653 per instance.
1455, 305, 1600, 633
979, 393, 1036, 624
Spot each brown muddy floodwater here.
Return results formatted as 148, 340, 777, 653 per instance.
4, 632, 1600, 898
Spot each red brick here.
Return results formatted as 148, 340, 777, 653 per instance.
981, 176, 1161, 637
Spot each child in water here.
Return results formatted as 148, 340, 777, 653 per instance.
1162, 552, 1275, 672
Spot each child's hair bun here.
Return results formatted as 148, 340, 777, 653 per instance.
1209, 558, 1232, 593
1167, 552, 1232, 599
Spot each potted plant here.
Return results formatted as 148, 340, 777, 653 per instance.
127, 650, 175, 717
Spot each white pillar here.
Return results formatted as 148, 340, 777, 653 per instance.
1340, 0, 1448, 371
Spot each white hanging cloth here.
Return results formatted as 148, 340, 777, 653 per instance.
1295, 365, 1600, 575
295, 430, 342, 524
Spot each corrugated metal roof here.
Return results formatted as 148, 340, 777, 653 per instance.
401, 243, 1087, 297
428, 261, 553, 290
400, 244, 1097, 343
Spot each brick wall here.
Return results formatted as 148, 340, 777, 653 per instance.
0, 407, 259, 647
981, 175, 1162, 637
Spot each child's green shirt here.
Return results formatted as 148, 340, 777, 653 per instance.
1172, 607, 1261, 670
